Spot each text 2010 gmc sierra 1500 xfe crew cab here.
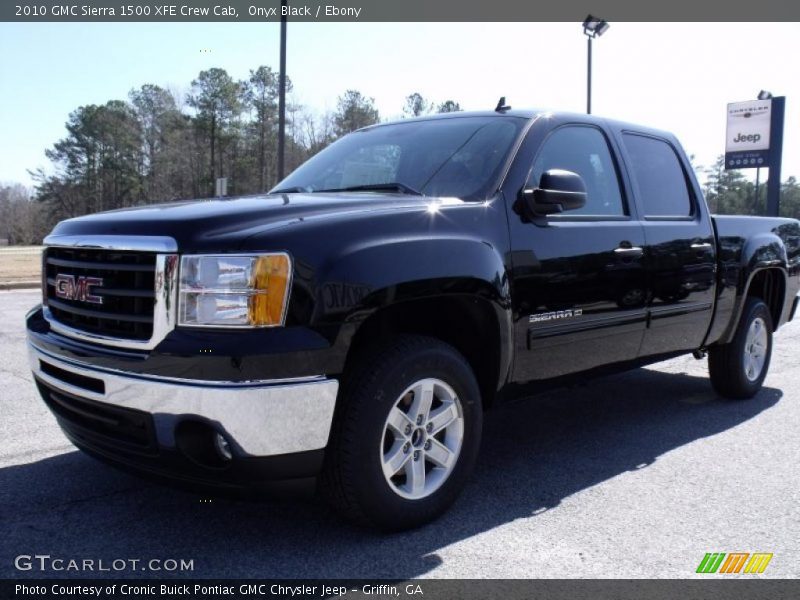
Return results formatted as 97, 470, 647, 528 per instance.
26, 110, 800, 530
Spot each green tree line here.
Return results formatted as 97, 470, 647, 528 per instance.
1, 68, 798, 245
21, 67, 463, 237
31, 67, 379, 220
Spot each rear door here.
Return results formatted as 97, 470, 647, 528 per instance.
618, 132, 716, 356
507, 122, 648, 382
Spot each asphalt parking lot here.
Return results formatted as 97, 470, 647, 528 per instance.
1, 289, 798, 579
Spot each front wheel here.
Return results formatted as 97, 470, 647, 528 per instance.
321, 335, 482, 530
708, 297, 773, 399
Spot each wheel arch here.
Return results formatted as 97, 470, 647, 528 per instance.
719, 266, 788, 344
318, 233, 513, 407
342, 292, 512, 408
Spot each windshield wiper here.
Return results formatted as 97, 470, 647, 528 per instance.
271, 186, 310, 194
316, 182, 423, 196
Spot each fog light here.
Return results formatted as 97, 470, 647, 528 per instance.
214, 433, 233, 461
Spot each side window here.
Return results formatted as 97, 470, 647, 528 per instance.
622, 134, 693, 218
530, 126, 625, 216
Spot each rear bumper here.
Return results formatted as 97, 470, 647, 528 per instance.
28, 335, 339, 491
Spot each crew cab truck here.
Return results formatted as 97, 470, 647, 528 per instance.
26, 110, 800, 530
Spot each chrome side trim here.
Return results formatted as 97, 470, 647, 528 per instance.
43, 253, 179, 351
29, 342, 339, 457
44, 234, 178, 253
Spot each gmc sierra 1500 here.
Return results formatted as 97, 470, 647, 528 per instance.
26, 109, 800, 530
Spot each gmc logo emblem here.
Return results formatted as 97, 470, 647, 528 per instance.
54, 274, 104, 304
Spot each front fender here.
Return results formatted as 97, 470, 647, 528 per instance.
316, 233, 513, 386
319, 234, 509, 315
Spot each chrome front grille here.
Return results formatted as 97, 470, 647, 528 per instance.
45, 247, 157, 340
42, 235, 179, 350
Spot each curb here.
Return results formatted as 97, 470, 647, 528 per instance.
0, 281, 40, 291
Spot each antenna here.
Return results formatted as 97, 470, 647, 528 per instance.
495, 97, 511, 112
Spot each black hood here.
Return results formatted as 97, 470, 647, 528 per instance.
48, 193, 440, 251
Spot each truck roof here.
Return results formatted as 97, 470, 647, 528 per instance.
364, 109, 679, 145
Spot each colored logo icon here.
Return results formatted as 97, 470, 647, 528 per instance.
696, 552, 773, 574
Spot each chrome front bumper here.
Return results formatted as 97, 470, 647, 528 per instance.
28, 341, 339, 458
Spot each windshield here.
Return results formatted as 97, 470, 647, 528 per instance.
272, 116, 527, 200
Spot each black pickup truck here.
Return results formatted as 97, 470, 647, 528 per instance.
26, 109, 800, 530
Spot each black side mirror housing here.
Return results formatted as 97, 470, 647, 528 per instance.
521, 169, 588, 216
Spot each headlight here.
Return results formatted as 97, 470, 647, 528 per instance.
178, 254, 291, 327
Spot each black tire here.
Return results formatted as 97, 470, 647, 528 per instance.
320, 335, 482, 531
708, 297, 773, 400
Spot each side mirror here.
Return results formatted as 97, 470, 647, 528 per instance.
521, 169, 587, 216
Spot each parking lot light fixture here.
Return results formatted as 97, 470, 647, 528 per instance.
582, 15, 610, 115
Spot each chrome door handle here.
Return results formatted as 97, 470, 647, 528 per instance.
690, 242, 712, 249
614, 246, 643, 255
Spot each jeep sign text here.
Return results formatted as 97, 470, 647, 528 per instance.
733, 133, 761, 144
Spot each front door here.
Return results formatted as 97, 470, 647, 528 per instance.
508, 124, 647, 382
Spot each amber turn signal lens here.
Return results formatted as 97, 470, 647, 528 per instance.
248, 254, 291, 326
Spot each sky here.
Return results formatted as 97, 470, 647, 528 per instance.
1, 22, 799, 188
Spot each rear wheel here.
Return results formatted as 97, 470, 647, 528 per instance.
321, 335, 482, 530
708, 297, 773, 399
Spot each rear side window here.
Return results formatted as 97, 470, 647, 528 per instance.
622, 134, 693, 218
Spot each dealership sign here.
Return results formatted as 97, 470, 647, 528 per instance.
725, 99, 772, 169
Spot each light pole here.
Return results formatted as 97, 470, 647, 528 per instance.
278, 0, 287, 181
582, 15, 610, 115
756, 89, 785, 217
753, 91, 770, 208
